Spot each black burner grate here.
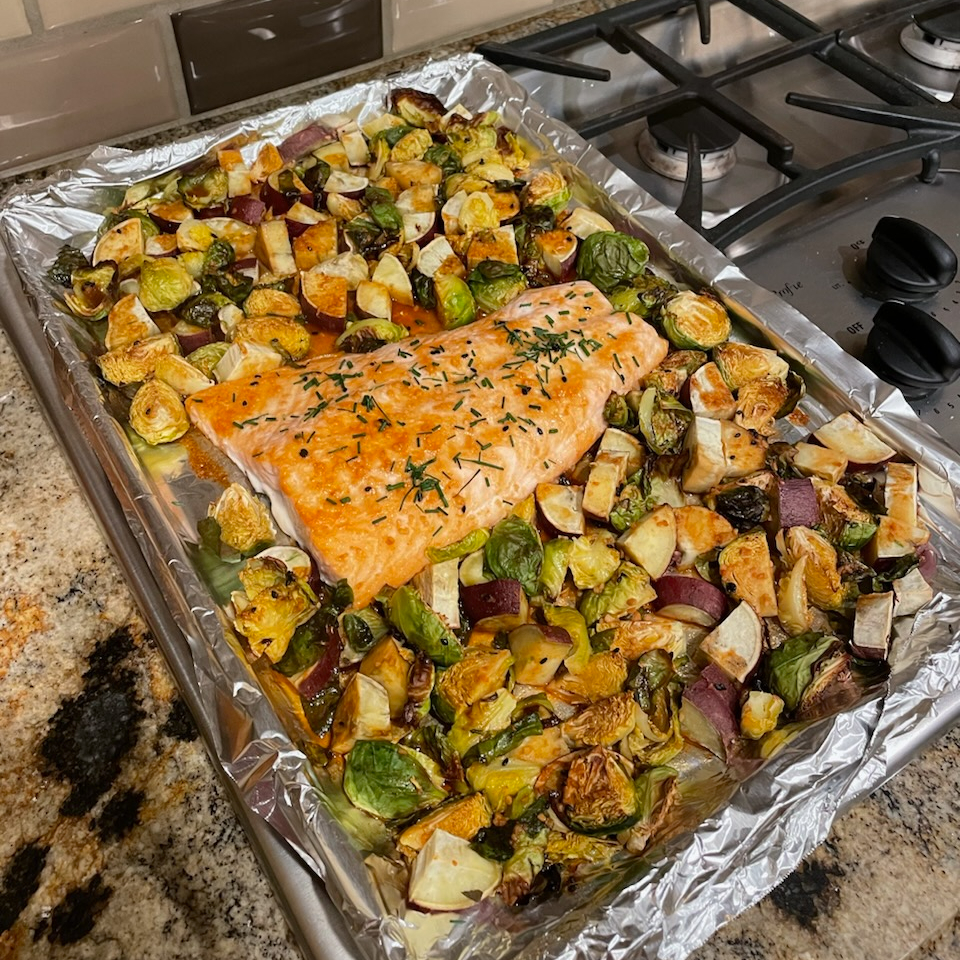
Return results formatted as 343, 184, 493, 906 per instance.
478, 0, 960, 249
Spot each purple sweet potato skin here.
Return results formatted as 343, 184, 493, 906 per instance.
683, 664, 741, 746
461, 578, 524, 622
778, 478, 820, 529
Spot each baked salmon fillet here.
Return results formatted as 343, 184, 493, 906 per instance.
186, 281, 668, 606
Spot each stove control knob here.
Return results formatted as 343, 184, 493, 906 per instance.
863, 301, 960, 400
864, 216, 958, 301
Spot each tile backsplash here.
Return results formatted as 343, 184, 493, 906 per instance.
0, 0, 555, 176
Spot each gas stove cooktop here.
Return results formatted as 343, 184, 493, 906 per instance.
479, 0, 960, 446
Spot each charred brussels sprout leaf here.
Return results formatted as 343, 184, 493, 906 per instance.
205, 269, 253, 305
634, 765, 677, 821
467, 260, 528, 315
636, 387, 693, 455
766, 633, 835, 711
462, 714, 543, 767
603, 394, 638, 432
275, 612, 327, 676
391, 87, 446, 128
343, 741, 446, 820
178, 166, 229, 210
47, 245, 90, 288
579, 562, 654, 624
374, 124, 415, 149
202, 238, 235, 274
435, 273, 476, 330
576, 231, 649, 294
427, 528, 489, 564
521, 170, 571, 214
423, 143, 462, 178
714, 485, 770, 532
335, 318, 407, 353
342, 606, 389, 653
471, 824, 515, 862
302, 159, 331, 200
180, 292, 231, 328
484, 515, 543, 596
344, 217, 395, 260
388, 585, 463, 666
410, 269, 436, 310
557, 747, 640, 835
608, 271, 680, 319
628, 650, 674, 712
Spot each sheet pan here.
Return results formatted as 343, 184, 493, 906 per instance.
3, 52, 960, 960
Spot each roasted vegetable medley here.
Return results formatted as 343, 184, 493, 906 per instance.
46, 86, 937, 915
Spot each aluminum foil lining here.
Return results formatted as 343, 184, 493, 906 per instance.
3, 52, 960, 960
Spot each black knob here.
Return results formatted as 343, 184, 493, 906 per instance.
863, 301, 960, 400
864, 216, 957, 301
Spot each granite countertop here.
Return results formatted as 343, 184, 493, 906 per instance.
2, 4, 960, 956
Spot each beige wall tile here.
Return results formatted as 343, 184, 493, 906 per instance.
391, 0, 545, 52
37, 0, 145, 29
0, 0, 31, 40
0, 19, 178, 172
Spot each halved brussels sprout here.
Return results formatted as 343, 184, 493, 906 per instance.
344, 741, 447, 819
139, 257, 194, 312
234, 316, 310, 361
735, 375, 789, 435
435, 273, 477, 329
234, 574, 316, 661
561, 692, 636, 747
782, 526, 847, 608
718, 528, 777, 617
467, 260, 528, 315
64, 263, 116, 320
636, 386, 693, 455
128, 379, 189, 445
579, 561, 655, 624
391, 87, 446, 129
390, 128, 434, 163
575, 231, 649, 293
97, 333, 179, 386
334, 318, 408, 353
568, 534, 620, 590
446, 124, 499, 162
436, 649, 514, 716
387, 585, 463, 666
483, 514, 543, 597
178, 166, 229, 209
713, 341, 790, 391
608, 270, 679, 320
209, 482, 276, 553
521, 170, 571, 214
815, 481, 878, 549
552, 746, 640, 835
179, 292, 231, 328
186, 341, 230, 379
426, 528, 489, 564
661, 290, 731, 350
740, 691, 784, 739
639, 349, 707, 395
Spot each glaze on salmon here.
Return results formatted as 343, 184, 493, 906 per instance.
187, 282, 668, 606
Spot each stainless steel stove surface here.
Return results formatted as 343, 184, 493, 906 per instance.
480, 0, 960, 445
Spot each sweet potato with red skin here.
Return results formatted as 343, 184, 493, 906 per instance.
462, 579, 528, 631
680, 664, 741, 759
777, 478, 820, 529
653, 575, 727, 626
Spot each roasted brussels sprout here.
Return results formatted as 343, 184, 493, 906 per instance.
97, 333, 179, 386
128, 379, 189, 445
334, 318, 407, 353
387, 585, 463, 666
462, 713, 543, 767
539, 538, 572, 600
484, 515, 543, 596
186, 341, 230, 379
467, 260, 528, 314
426, 528, 489, 564
551, 747, 640, 835
640, 349, 707, 395
608, 270, 679, 320
636, 387, 693, 456
661, 290, 731, 350
64, 263, 116, 319
209, 482, 276, 553
712, 484, 770, 532
735, 375, 789, 435
178, 166, 229, 209
423, 143, 462, 178
766, 633, 836, 712
782, 526, 846, 609
568, 534, 620, 590
391, 87, 447, 129
713, 341, 789, 391
436, 649, 514, 716
815, 482, 878, 549
718, 528, 777, 617
740, 691, 784, 739
575, 231, 649, 293
579, 561, 655, 624
139, 257, 194, 312
561, 692, 636, 747
235, 316, 311, 360
521, 170, 571, 214
344, 741, 446, 819
235, 575, 316, 661
435, 273, 477, 329
180, 292, 231, 328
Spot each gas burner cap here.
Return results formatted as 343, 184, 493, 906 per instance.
637, 105, 740, 183
900, 8, 960, 71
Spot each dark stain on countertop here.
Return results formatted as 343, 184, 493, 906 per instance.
44, 875, 112, 946
770, 857, 845, 929
161, 696, 199, 743
39, 626, 144, 816
94, 788, 145, 843
0, 841, 49, 934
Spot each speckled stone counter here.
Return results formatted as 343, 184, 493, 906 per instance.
2, 6, 960, 957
